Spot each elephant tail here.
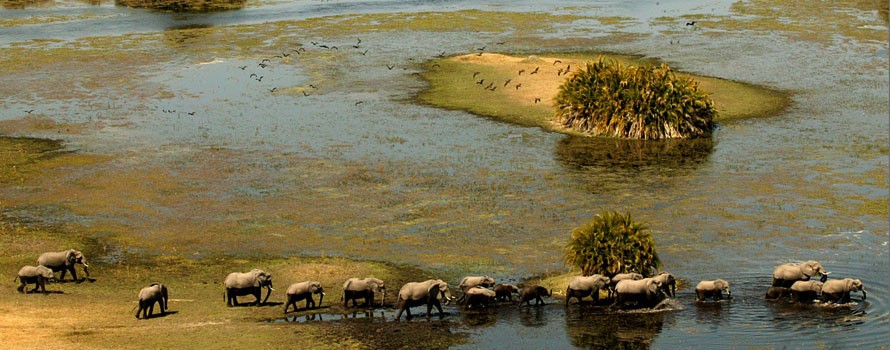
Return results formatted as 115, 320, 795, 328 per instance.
13, 276, 17, 283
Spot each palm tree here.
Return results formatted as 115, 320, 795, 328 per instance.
564, 210, 660, 277
554, 58, 716, 139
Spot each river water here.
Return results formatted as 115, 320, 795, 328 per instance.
1, 0, 887, 348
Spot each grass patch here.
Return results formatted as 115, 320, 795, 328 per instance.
417, 52, 789, 134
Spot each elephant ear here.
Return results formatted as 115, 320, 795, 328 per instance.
800, 263, 816, 277
846, 279, 856, 291
65, 250, 76, 265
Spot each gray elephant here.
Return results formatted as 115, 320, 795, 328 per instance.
16, 265, 55, 293
614, 278, 666, 308
821, 278, 866, 303
789, 280, 823, 303
565, 274, 610, 305
494, 283, 519, 302
224, 269, 273, 307
463, 287, 496, 309
609, 272, 643, 297
395, 279, 452, 320
772, 261, 830, 288
765, 286, 791, 300
517, 285, 552, 307
457, 275, 495, 303
652, 272, 676, 298
694, 279, 731, 301
37, 249, 90, 282
284, 281, 325, 313
136, 283, 168, 319
342, 277, 385, 308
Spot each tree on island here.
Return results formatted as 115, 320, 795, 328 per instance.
564, 210, 660, 277
554, 58, 717, 140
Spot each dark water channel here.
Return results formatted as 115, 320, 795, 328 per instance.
1, 0, 888, 349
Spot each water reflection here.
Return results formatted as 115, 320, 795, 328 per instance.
115, 0, 245, 12
564, 305, 670, 349
692, 300, 730, 326
554, 135, 715, 183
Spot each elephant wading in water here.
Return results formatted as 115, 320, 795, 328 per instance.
772, 261, 830, 288
652, 272, 677, 298
609, 273, 643, 298
457, 276, 495, 303
765, 286, 791, 300
342, 277, 385, 308
136, 283, 168, 319
395, 279, 453, 320
224, 269, 273, 307
790, 280, 823, 303
821, 278, 866, 304
494, 284, 519, 302
566, 274, 610, 306
614, 278, 667, 309
284, 281, 325, 313
695, 279, 731, 301
518, 285, 552, 307
16, 265, 55, 293
463, 287, 496, 309
37, 249, 90, 282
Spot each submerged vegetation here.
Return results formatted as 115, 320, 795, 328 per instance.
564, 210, 660, 277
554, 58, 717, 139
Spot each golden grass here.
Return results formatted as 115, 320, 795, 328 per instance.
417, 53, 790, 134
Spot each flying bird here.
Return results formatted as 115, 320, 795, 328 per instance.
686, 21, 696, 26
503, 79, 512, 87
518, 69, 525, 75
553, 60, 562, 65
24, 109, 34, 114
476, 79, 485, 85
386, 64, 395, 70
534, 98, 541, 104
238, 65, 248, 70
473, 71, 481, 78
515, 83, 522, 89
530, 67, 539, 75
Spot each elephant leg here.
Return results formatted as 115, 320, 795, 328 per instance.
69, 267, 78, 282
254, 291, 262, 306
59, 269, 67, 281
433, 300, 444, 316
426, 301, 433, 317
17, 283, 25, 293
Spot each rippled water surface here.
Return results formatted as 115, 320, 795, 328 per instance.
1, 0, 887, 348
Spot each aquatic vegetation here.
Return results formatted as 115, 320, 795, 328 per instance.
554, 58, 717, 139
564, 210, 660, 277
115, 0, 246, 12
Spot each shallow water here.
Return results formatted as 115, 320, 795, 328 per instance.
0, 0, 887, 348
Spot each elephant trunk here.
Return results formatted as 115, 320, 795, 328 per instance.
727, 288, 732, 299
83, 264, 90, 277
380, 290, 386, 307
319, 292, 325, 307
861, 289, 867, 300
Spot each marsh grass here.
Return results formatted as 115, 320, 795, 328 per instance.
115, 0, 246, 12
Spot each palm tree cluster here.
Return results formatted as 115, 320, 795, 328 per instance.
554, 58, 717, 139
564, 210, 660, 277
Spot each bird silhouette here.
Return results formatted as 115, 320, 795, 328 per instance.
489, 86, 497, 91
530, 67, 539, 74
496, 42, 505, 45
553, 60, 562, 65
302, 90, 311, 96
534, 98, 541, 104
282, 52, 290, 57
515, 83, 522, 89
477, 46, 486, 51
238, 65, 248, 70
268, 87, 277, 93
386, 64, 395, 70
309, 84, 318, 89
518, 69, 525, 75
262, 58, 271, 63
24, 109, 34, 114
311, 41, 318, 46
355, 101, 364, 106
566, 64, 571, 72
360, 50, 369, 55
473, 72, 481, 78
357, 38, 362, 44
187, 111, 196, 115
256, 76, 264, 82
476, 79, 485, 85
259, 63, 269, 68
250, 73, 258, 78
330, 46, 339, 50
686, 21, 696, 26
476, 52, 483, 56
503, 79, 512, 87
437, 51, 446, 58
484, 82, 494, 90
273, 54, 282, 59
353, 45, 361, 49
557, 68, 564, 76
319, 44, 329, 49
432, 63, 441, 68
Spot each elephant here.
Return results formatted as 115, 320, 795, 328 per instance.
517, 285, 552, 307
789, 280, 823, 303
694, 279, 731, 301
652, 272, 676, 298
224, 269, 273, 307
136, 283, 168, 319
16, 265, 55, 293
395, 279, 452, 320
821, 278, 866, 303
565, 274, 611, 306
463, 287, 496, 309
342, 277, 385, 308
457, 275, 495, 303
284, 281, 325, 313
494, 284, 519, 302
609, 272, 643, 298
37, 249, 90, 282
772, 261, 830, 288
765, 286, 791, 300
614, 278, 667, 309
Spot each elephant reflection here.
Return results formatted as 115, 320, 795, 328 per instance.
565, 310, 670, 349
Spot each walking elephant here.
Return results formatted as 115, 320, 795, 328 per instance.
614, 278, 666, 309
463, 287, 496, 309
342, 277, 385, 308
494, 284, 519, 302
609, 273, 643, 297
284, 281, 325, 313
395, 279, 452, 320
772, 261, 830, 288
789, 280, 823, 303
821, 278, 865, 303
694, 279, 731, 301
37, 249, 90, 282
652, 272, 676, 298
224, 269, 273, 307
457, 276, 495, 303
565, 274, 610, 305
16, 265, 55, 293
136, 283, 168, 319
517, 285, 551, 307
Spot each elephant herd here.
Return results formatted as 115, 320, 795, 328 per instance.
14, 251, 867, 321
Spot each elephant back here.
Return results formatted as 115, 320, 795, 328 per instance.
287, 281, 311, 294
37, 251, 67, 268
17, 265, 39, 277
225, 271, 255, 288
615, 278, 652, 293
465, 287, 496, 297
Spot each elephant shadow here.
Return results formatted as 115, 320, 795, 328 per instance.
284, 304, 330, 313
232, 301, 284, 308
142, 310, 178, 320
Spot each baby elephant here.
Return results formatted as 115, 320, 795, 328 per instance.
16, 265, 55, 293
284, 281, 325, 313
517, 285, 552, 307
463, 287, 496, 309
694, 279, 731, 301
821, 278, 866, 303
494, 284, 519, 302
790, 280, 823, 303
765, 286, 791, 300
458, 276, 495, 303
136, 283, 169, 319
